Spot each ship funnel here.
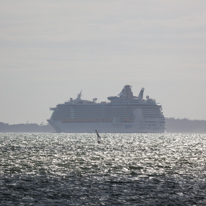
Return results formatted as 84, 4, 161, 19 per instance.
137, 88, 144, 100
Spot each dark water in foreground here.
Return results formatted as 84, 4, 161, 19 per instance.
1, 133, 206, 205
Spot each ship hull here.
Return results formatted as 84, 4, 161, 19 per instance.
48, 119, 165, 133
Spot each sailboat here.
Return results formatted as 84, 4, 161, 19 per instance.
95, 130, 102, 144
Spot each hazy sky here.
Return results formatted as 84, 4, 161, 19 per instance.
1, 0, 206, 124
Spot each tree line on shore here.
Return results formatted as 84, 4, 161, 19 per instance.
0, 118, 206, 133
165, 118, 206, 133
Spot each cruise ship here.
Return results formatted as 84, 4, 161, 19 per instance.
48, 85, 165, 133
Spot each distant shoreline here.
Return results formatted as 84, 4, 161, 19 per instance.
165, 118, 206, 133
0, 122, 55, 133
0, 118, 206, 133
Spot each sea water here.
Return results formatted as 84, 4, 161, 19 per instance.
0, 133, 206, 205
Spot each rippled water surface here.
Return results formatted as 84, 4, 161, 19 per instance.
1, 133, 206, 205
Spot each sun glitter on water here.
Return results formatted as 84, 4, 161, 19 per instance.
0, 133, 206, 205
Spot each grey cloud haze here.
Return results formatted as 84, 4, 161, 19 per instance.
0, 0, 206, 124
